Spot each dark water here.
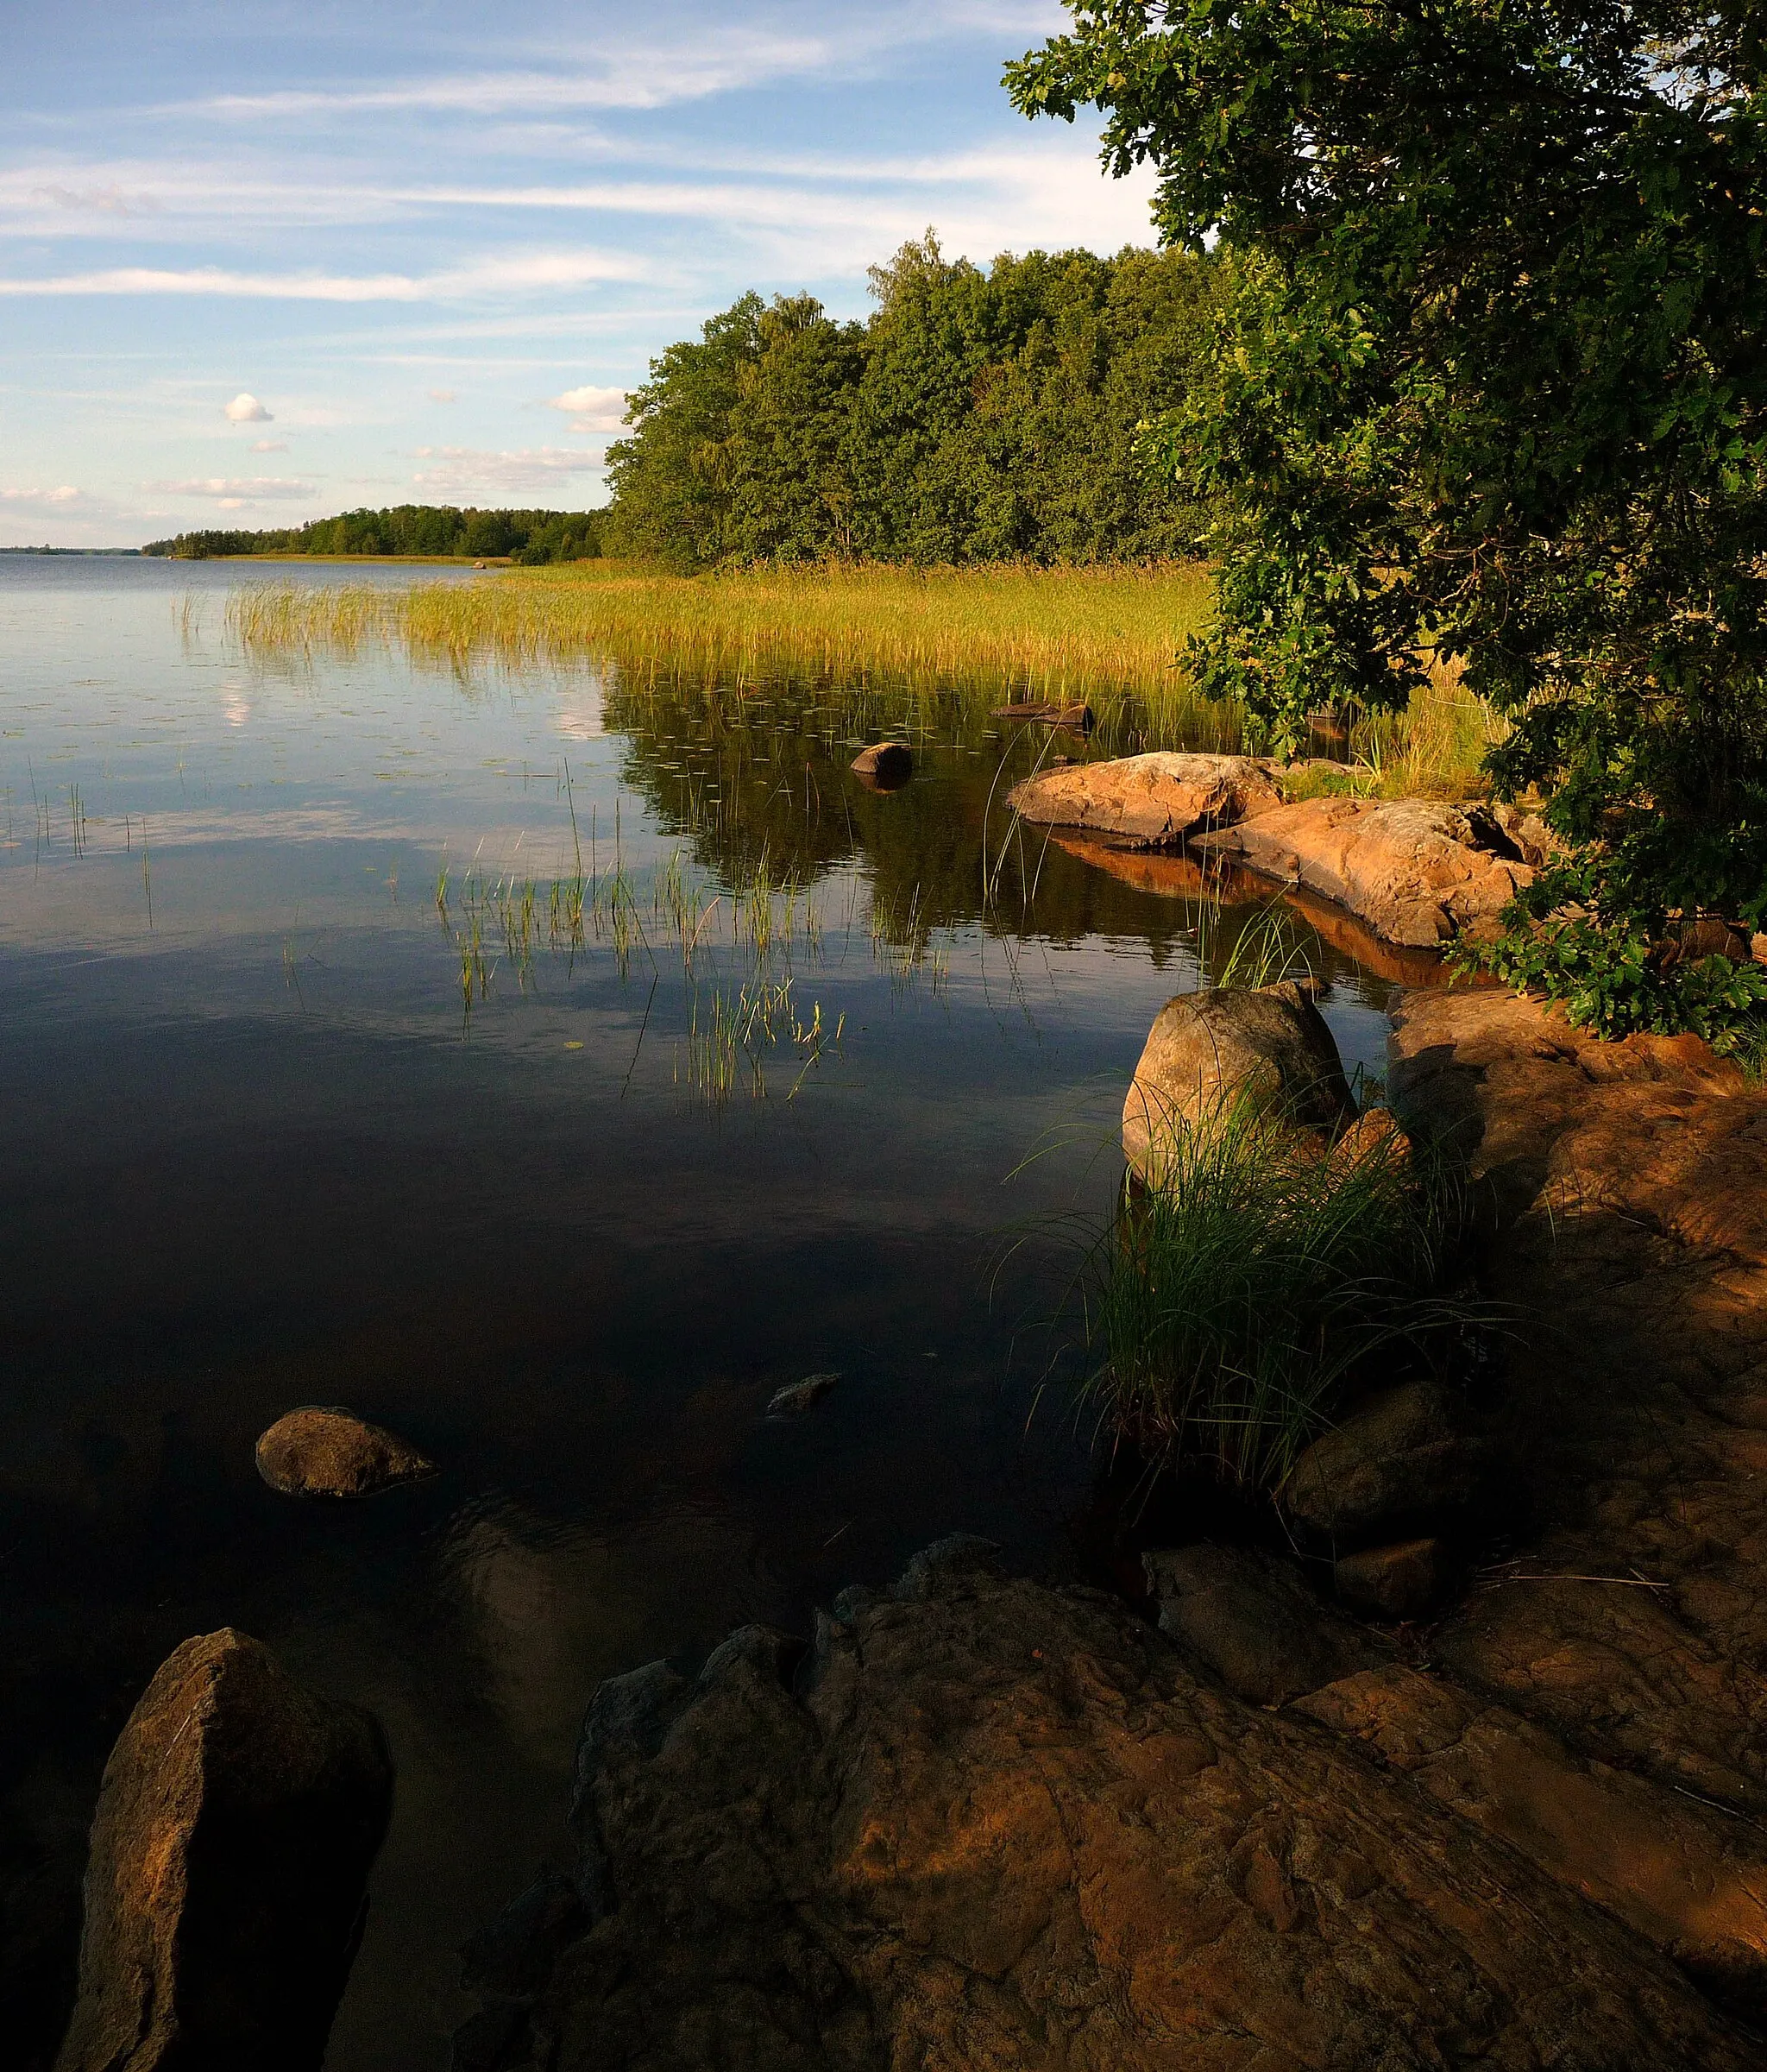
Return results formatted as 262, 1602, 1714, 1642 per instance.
0, 557, 1404, 2069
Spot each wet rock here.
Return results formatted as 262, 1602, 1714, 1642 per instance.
1280, 1377, 1493, 1545
1122, 979, 1357, 1181
56, 1628, 393, 2072
1335, 1536, 1443, 1620
1295, 1664, 1767, 2012
1143, 1543, 1384, 1705
255, 1405, 437, 1499
1197, 795, 1534, 945
849, 742, 911, 788
1007, 750, 1283, 847
459, 1548, 1758, 2070
765, 1372, 839, 1417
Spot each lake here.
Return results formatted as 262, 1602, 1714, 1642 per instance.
0, 555, 1403, 2069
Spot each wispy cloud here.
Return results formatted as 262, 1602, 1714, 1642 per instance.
31, 181, 162, 217
0, 251, 649, 302
412, 445, 604, 493
427, 387, 458, 402
250, 438, 288, 451
150, 475, 317, 501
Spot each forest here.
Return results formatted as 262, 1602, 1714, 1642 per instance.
601, 235, 1221, 570
141, 505, 602, 563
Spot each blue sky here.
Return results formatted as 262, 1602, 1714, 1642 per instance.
1, 1, 1156, 548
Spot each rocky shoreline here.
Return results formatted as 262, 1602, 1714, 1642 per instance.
45, 755, 1767, 2069
431, 983, 1767, 2069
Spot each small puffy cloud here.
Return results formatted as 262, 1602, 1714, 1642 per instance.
548, 382, 626, 432
153, 475, 315, 501
250, 438, 287, 452
428, 387, 458, 403
223, 392, 272, 422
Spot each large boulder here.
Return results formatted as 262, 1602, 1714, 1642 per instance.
1122, 979, 1357, 1181
56, 1629, 393, 2072
1197, 796, 1534, 945
453, 1549, 1758, 2071
1007, 752, 1283, 847
255, 1406, 436, 1498
1297, 1664, 1767, 2012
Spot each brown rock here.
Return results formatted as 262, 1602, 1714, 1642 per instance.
1335, 1537, 1442, 1620
990, 700, 1093, 732
463, 1553, 1758, 2071
1197, 795, 1534, 945
1144, 1543, 1384, 1704
255, 1406, 437, 1499
56, 1629, 393, 2072
1122, 979, 1357, 1182
1007, 751, 1283, 847
1280, 1378, 1492, 1544
1295, 1665, 1767, 2010
849, 742, 911, 787
1388, 989, 1767, 1819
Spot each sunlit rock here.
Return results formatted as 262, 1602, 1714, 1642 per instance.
255, 1406, 437, 1499
56, 1629, 392, 2072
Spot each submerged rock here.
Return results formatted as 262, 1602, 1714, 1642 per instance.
56, 1628, 393, 2072
765, 1372, 839, 1417
255, 1406, 437, 1499
1122, 979, 1357, 1181
454, 1545, 1758, 2070
849, 742, 912, 788
1280, 1378, 1493, 1545
1007, 750, 1282, 847
1197, 795, 1534, 945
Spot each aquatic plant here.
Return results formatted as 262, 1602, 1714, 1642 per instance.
1066, 1091, 1473, 1490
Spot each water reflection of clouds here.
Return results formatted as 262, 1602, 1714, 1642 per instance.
222, 688, 251, 727
554, 688, 603, 742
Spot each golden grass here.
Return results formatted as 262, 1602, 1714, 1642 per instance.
222, 557, 1497, 793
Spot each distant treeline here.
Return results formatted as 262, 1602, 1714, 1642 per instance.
603, 235, 1225, 571
141, 505, 603, 564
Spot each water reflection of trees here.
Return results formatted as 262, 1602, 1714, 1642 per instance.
601, 660, 1411, 997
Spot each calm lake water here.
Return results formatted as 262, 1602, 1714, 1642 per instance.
0, 555, 1405, 2069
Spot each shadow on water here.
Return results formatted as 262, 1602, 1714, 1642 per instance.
0, 591, 1439, 2071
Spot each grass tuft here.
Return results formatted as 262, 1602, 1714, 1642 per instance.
1069, 1086, 1474, 1490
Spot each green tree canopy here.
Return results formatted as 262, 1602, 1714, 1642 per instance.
602, 236, 1223, 569
1009, 1, 1767, 1033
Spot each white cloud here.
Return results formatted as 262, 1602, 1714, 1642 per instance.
223, 391, 273, 421
0, 251, 648, 303
0, 485, 90, 511
412, 445, 604, 493
151, 475, 317, 501
428, 387, 459, 402
250, 438, 288, 452
548, 382, 626, 431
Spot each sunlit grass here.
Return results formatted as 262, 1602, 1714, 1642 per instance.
222, 559, 1500, 793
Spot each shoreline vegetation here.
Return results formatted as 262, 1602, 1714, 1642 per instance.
220, 558, 1498, 797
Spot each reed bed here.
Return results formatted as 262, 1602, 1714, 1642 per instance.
223, 558, 1225, 736
221, 559, 1498, 791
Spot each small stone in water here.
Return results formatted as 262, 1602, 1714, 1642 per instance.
767, 1373, 840, 1417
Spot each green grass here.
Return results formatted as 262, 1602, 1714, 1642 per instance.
1066, 1086, 1472, 1490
